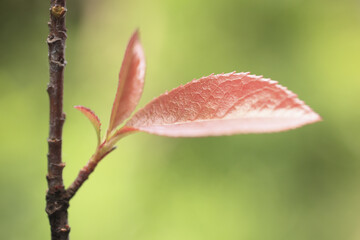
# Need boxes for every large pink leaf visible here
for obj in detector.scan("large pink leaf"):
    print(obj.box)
[74,105,102,144]
[125,72,321,137]
[108,30,146,134]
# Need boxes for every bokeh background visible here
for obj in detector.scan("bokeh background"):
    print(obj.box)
[1,0,360,239]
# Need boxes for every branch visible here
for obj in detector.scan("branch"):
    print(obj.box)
[66,144,117,200]
[65,126,134,200]
[46,1,70,240]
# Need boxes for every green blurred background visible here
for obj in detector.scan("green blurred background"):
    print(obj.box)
[1,0,360,239]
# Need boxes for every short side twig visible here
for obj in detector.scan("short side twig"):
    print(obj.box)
[66,145,117,200]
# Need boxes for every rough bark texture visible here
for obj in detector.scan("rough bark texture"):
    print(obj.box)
[46,1,70,240]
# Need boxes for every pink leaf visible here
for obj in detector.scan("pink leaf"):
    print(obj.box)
[108,30,146,135]
[125,72,321,137]
[74,105,102,144]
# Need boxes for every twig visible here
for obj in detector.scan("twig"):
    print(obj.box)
[46,1,69,240]
[66,145,117,200]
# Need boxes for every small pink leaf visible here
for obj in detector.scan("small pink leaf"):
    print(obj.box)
[125,72,321,137]
[108,30,146,135]
[74,105,102,144]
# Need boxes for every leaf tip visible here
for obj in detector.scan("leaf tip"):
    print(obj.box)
[129,29,143,50]
[74,105,102,144]
[74,105,101,126]
[310,111,323,123]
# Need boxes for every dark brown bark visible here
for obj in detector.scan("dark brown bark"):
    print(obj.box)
[46,1,69,240]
